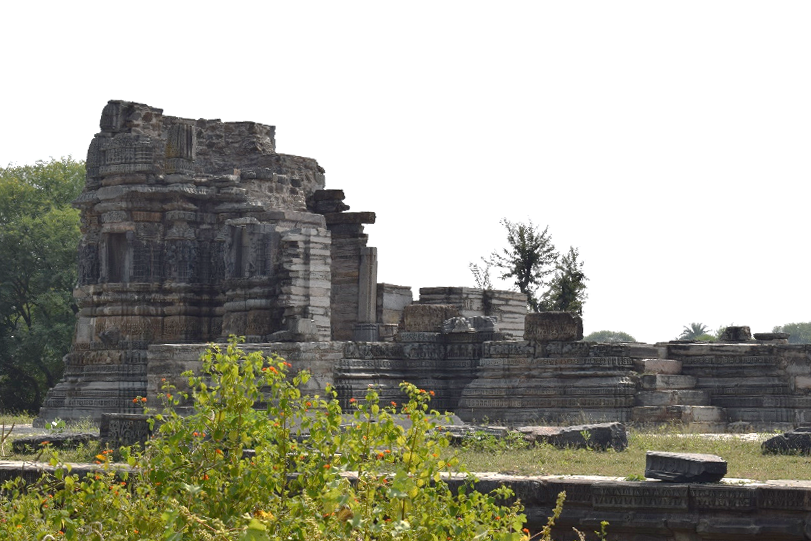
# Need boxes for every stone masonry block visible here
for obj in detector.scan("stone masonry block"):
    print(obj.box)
[402,304,460,332]
[645,451,727,483]
[523,312,583,342]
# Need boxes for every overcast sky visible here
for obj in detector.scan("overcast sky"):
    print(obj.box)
[2,1,809,343]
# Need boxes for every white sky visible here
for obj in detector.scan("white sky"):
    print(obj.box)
[2,1,810,343]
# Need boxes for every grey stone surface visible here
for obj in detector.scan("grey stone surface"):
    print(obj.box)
[754,332,790,342]
[645,451,727,482]
[719,326,752,342]
[442,317,474,334]
[523,311,583,342]
[402,304,460,332]
[99,413,153,448]
[762,427,811,455]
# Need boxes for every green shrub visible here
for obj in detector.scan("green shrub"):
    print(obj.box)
[0,337,528,540]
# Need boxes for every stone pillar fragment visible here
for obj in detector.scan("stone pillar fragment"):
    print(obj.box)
[353,247,378,341]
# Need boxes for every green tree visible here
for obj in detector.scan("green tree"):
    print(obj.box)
[678,322,710,341]
[584,330,636,343]
[772,322,811,344]
[540,246,587,315]
[487,218,558,312]
[0,158,84,412]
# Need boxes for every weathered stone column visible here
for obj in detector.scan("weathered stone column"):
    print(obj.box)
[353,246,379,341]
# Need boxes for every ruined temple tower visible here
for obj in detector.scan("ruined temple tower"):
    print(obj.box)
[37,101,378,422]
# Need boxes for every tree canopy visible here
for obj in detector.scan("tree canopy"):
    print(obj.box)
[772,322,811,344]
[584,330,637,343]
[477,219,587,314]
[0,158,84,412]
[678,322,710,340]
[540,246,588,315]
[486,218,558,312]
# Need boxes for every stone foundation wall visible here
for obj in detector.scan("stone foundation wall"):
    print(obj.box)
[129,335,811,431]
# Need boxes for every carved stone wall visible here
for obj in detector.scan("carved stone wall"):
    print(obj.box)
[35,101,376,424]
[133,329,811,431]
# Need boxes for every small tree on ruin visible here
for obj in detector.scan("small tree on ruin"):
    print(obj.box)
[484,218,558,312]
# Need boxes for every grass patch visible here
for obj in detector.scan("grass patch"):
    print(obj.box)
[0,411,35,425]
[0,439,104,463]
[449,428,811,482]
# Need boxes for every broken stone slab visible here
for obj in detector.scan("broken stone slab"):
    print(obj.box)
[761,427,811,455]
[718,326,752,342]
[753,332,790,343]
[645,451,727,483]
[516,422,628,451]
[523,311,583,342]
[12,433,99,454]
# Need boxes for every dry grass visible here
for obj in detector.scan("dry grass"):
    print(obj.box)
[450,428,811,482]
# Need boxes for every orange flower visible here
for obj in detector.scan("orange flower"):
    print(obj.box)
[349,398,356,403]
[132,398,139,404]
[429,390,435,397]
[141,397,147,403]
[390,401,397,407]
[323,464,331,469]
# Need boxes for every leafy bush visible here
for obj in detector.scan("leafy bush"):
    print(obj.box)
[0,337,529,540]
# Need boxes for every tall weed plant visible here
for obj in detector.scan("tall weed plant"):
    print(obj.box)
[0,337,529,540]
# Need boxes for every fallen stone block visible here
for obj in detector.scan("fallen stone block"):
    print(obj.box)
[517,422,628,451]
[762,427,811,455]
[645,451,727,483]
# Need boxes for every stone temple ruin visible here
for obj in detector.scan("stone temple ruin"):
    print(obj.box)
[36,101,811,433]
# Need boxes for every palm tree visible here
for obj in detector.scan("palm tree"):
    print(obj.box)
[679,322,710,340]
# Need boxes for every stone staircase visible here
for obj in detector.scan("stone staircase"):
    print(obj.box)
[631,359,728,432]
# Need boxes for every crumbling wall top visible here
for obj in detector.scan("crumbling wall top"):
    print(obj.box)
[85,101,324,211]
